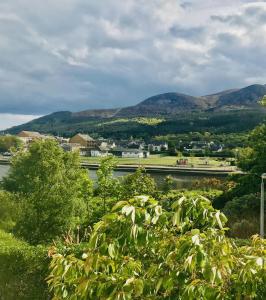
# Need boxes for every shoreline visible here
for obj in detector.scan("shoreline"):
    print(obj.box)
[81,162,240,177]
[0,159,241,177]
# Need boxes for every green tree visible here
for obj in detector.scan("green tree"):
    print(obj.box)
[48,195,265,299]
[3,139,93,244]
[0,135,22,153]
[0,191,18,231]
[121,167,157,198]
[96,157,121,213]
[213,124,266,210]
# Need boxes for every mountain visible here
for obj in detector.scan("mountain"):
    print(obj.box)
[117,92,209,117]
[5,84,266,137]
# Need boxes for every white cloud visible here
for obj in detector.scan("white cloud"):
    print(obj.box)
[0,114,41,130]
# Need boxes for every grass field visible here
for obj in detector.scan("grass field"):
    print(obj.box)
[82,155,232,168]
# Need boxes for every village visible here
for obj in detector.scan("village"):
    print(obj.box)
[14,130,228,158]
[0,130,234,169]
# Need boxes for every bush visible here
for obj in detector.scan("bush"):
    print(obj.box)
[223,193,263,238]
[159,189,223,211]
[0,230,49,299]
[47,195,266,299]
[230,219,259,239]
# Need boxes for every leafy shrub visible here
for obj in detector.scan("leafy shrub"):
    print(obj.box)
[48,195,265,299]
[0,230,49,299]
[193,177,228,191]
[222,193,264,238]
[230,219,259,239]
[223,193,260,222]
[159,189,223,211]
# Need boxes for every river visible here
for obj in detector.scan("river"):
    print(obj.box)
[0,164,221,189]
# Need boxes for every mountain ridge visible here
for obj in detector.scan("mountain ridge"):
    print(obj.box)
[5,84,266,137]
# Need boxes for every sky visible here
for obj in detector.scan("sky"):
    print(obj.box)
[0,0,266,129]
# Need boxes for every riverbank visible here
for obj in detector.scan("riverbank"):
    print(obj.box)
[0,158,239,176]
[81,162,239,176]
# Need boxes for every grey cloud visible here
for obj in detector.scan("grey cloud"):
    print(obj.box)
[0,0,266,115]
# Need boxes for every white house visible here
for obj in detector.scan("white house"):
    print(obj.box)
[148,142,168,152]
[112,148,149,158]
[122,149,144,158]
[90,145,109,157]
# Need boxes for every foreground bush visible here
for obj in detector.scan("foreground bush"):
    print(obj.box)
[0,230,49,299]
[48,195,265,299]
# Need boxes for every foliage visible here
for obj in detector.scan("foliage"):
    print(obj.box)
[214,123,266,210]
[8,109,266,140]
[0,229,49,299]
[238,124,266,175]
[86,196,118,227]
[223,193,261,222]
[193,177,228,191]
[120,168,157,198]
[0,135,22,152]
[222,193,263,238]
[2,139,93,244]
[48,195,265,299]
[98,117,165,127]
[96,157,121,209]
[161,175,174,193]
[259,95,266,106]
[159,190,223,211]
[0,190,18,231]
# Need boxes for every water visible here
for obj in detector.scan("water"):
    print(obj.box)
[0,165,9,180]
[0,165,218,189]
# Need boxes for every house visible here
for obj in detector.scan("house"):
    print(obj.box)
[89,145,110,157]
[61,143,81,152]
[17,131,44,144]
[111,148,149,158]
[69,134,97,148]
[148,141,168,152]
[127,141,145,150]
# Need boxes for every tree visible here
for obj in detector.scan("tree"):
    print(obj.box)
[223,193,263,238]
[121,167,157,198]
[0,191,18,231]
[2,139,93,244]
[0,135,22,153]
[48,195,265,299]
[96,157,121,212]
[213,123,266,210]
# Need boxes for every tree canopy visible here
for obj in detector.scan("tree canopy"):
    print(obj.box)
[3,139,93,244]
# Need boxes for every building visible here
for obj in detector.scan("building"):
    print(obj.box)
[69,134,97,148]
[111,148,149,158]
[61,143,81,153]
[89,145,110,157]
[148,141,168,152]
[17,131,44,144]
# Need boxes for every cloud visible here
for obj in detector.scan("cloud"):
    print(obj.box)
[0,114,41,131]
[0,0,265,114]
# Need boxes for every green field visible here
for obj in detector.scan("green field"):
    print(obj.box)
[82,155,232,168]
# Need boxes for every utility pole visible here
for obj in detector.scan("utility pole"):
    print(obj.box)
[260,174,266,238]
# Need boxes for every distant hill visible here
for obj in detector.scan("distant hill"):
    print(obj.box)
[6,84,266,138]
